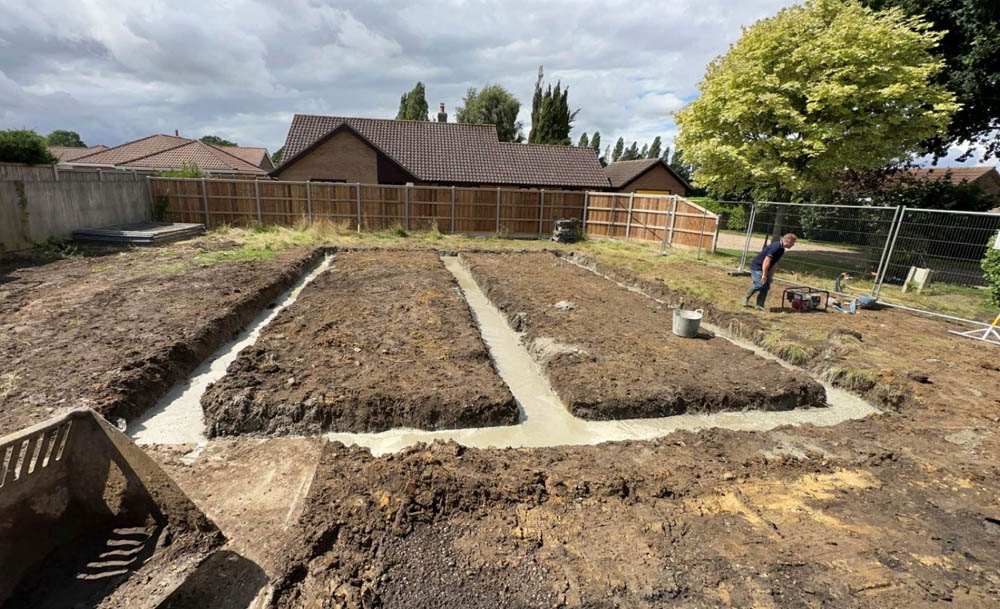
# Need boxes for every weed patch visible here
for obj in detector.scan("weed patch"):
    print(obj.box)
[195,247,277,264]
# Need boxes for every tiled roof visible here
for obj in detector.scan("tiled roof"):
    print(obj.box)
[51,145,108,162]
[905,166,999,186]
[65,134,266,174]
[221,146,272,169]
[278,114,610,188]
[604,159,662,188]
[70,134,191,166]
[496,143,608,188]
[120,141,267,174]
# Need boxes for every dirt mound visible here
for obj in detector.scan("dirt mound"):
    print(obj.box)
[0,244,321,434]
[463,252,826,419]
[202,251,518,436]
[269,432,999,608]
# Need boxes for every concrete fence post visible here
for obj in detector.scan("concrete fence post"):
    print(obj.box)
[356,183,362,233]
[254,179,262,224]
[697,207,708,260]
[201,178,210,228]
[625,192,635,241]
[52,164,59,182]
[450,186,456,234]
[404,184,410,231]
[668,196,678,248]
[496,187,501,235]
[98,170,103,183]
[306,180,312,222]
[538,189,545,238]
[146,175,154,220]
[582,191,590,235]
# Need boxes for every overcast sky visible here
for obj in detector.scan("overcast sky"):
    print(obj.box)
[0,0,986,165]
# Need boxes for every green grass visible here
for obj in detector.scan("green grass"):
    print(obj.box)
[195,246,278,264]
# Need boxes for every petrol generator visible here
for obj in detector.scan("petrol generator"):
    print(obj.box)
[782,286,828,312]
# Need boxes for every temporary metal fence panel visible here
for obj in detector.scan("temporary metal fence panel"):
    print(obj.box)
[873,208,1000,321]
[717,200,999,325]
[729,200,899,288]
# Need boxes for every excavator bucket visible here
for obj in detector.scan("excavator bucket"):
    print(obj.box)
[0,408,224,608]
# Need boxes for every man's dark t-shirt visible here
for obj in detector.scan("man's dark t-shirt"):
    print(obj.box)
[750,240,785,271]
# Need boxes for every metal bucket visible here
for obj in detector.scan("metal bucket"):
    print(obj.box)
[672,308,704,338]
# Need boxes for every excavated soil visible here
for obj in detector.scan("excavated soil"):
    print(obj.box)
[463,252,826,419]
[201,251,518,436]
[0,243,320,435]
[270,432,999,609]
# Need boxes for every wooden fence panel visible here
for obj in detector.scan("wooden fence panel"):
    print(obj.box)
[410,186,451,231]
[310,183,359,227]
[453,188,498,234]
[581,193,718,251]
[151,178,715,247]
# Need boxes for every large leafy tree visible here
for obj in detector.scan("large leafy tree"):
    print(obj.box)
[201,135,237,147]
[0,129,58,164]
[396,82,429,121]
[456,84,523,142]
[675,0,957,199]
[862,0,1000,160]
[612,137,624,162]
[590,132,601,155]
[577,132,589,148]
[46,130,86,147]
[272,146,285,165]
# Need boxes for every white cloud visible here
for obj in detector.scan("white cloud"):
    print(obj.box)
[0,0,793,153]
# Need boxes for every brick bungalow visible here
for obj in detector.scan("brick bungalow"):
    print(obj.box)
[904,166,1000,203]
[66,134,268,175]
[271,114,610,190]
[603,158,692,196]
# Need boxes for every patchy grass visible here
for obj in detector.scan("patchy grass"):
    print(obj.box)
[825,367,879,392]
[195,246,278,264]
[0,372,18,400]
[156,262,188,275]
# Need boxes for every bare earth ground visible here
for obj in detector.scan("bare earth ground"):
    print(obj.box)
[0,242,320,435]
[4,230,999,608]
[201,250,517,436]
[464,252,825,419]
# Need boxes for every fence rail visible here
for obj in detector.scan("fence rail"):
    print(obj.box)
[150,177,719,249]
[0,163,147,183]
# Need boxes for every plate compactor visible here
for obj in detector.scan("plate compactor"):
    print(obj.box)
[782,286,829,312]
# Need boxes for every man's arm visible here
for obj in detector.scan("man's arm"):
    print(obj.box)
[761,255,773,279]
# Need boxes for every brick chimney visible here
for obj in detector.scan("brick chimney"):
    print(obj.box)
[437,103,447,123]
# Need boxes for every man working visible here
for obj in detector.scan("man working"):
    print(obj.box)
[741,233,797,310]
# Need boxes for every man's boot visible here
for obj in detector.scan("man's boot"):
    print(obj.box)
[741,286,756,307]
[755,289,768,311]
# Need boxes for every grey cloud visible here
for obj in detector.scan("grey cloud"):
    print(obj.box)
[1,0,793,153]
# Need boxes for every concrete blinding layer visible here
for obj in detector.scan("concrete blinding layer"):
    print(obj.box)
[132,249,877,454]
[0,408,222,608]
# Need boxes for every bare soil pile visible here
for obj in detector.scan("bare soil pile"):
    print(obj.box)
[463,252,826,419]
[0,244,320,434]
[202,251,517,436]
[270,434,999,608]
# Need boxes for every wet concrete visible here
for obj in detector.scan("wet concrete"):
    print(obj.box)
[128,254,334,452]
[130,252,877,455]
